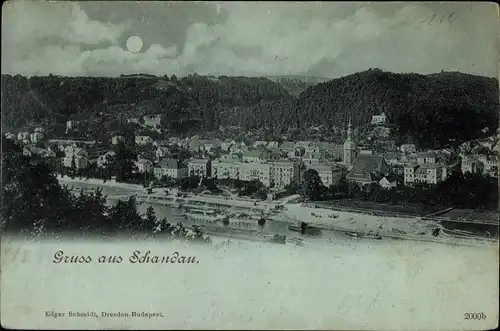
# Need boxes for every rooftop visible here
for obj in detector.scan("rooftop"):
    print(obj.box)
[349,155,389,176]
[419,163,442,169]
[308,164,333,172]
[156,159,180,169]
[189,159,209,165]
[243,150,264,158]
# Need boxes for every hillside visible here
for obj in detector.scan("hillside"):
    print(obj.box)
[222,69,499,148]
[2,69,498,149]
[296,69,499,148]
[265,75,331,96]
[1,74,292,134]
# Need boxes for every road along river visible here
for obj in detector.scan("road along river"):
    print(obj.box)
[60,179,385,244]
[60,178,498,248]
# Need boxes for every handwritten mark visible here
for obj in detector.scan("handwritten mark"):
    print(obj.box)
[420,12,456,25]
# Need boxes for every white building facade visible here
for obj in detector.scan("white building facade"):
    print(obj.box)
[188,159,211,178]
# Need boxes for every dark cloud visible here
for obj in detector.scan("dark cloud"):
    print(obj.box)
[1,1,498,78]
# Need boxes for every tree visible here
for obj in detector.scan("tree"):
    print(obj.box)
[300,169,323,201]
[1,138,74,234]
[201,177,221,193]
[69,155,77,179]
[179,176,200,191]
[143,206,158,235]
[284,181,300,195]
[110,143,138,183]
[109,196,143,233]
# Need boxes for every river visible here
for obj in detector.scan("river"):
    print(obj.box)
[63,180,372,243]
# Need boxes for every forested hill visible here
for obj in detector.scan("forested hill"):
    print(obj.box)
[296,69,499,148]
[222,69,499,149]
[265,75,331,96]
[2,69,498,149]
[1,74,292,134]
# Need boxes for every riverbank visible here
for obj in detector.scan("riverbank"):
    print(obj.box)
[58,176,498,248]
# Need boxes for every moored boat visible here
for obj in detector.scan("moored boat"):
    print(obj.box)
[186,213,288,244]
[344,231,382,240]
[185,209,227,223]
[288,221,308,232]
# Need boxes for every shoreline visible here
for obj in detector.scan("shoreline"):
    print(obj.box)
[57,176,498,248]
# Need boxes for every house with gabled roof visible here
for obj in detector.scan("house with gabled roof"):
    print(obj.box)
[154,159,187,179]
[188,159,211,178]
[379,175,398,189]
[242,150,270,163]
[346,155,390,185]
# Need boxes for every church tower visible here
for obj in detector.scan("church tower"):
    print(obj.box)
[343,118,357,168]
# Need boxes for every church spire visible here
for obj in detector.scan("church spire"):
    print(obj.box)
[343,115,357,168]
[347,117,353,140]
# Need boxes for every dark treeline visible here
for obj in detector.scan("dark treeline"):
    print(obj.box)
[2,69,498,149]
[298,169,498,212]
[1,73,291,136]
[222,69,499,148]
[0,138,210,242]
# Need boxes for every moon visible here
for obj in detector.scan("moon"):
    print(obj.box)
[126,36,143,53]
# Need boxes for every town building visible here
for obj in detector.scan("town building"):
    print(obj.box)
[404,163,443,185]
[383,152,403,166]
[135,136,153,146]
[270,160,300,189]
[302,151,323,165]
[153,140,169,148]
[188,159,211,178]
[211,159,241,180]
[253,141,268,148]
[308,163,344,187]
[167,137,182,146]
[111,135,125,145]
[304,144,320,155]
[359,149,374,156]
[279,141,296,154]
[267,141,279,148]
[63,146,88,169]
[142,115,161,129]
[476,153,498,175]
[4,133,17,141]
[156,147,170,160]
[220,141,233,152]
[199,140,222,153]
[416,152,438,165]
[86,146,108,160]
[461,156,485,175]
[346,155,390,185]
[49,139,96,146]
[267,148,282,161]
[97,151,116,168]
[371,113,387,125]
[400,144,416,154]
[154,159,187,179]
[23,147,55,159]
[242,150,270,163]
[135,159,153,173]
[188,140,202,152]
[30,132,44,143]
[66,120,79,131]
[379,175,398,189]
[17,132,30,142]
[239,162,271,187]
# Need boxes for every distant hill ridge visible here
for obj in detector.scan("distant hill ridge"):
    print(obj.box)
[2,69,498,149]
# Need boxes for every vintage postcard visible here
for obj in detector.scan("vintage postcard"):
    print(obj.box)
[1,1,499,330]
